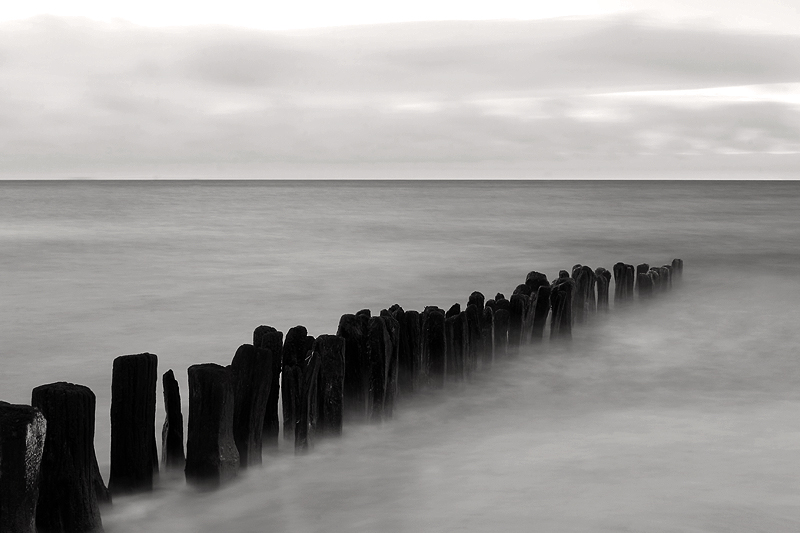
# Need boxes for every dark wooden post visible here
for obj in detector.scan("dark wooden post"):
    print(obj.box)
[379,311,400,418]
[494,308,509,357]
[161,369,185,469]
[230,344,273,468]
[281,326,308,443]
[314,335,345,436]
[613,262,627,303]
[31,382,106,532]
[468,292,485,322]
[595,267,611,311]
[635,263,650,294]
[672,258,683,281]
[367,316,390,422]
[296,349,320,452]
[550,278,574,339]
[337,313,369,422]
[110,352,158,494]
[185,364,239,486]
[508,294,526,355]
[254,326,283,448]
[465,304,481,374]
[572,265,595,324]
[531,285,551,341]
[0,402,46,533]
[403,310,422,391]
[480,306,495,368]
[421,307,446,388]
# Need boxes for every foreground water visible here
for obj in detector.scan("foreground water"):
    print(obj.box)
[1,180,799,532]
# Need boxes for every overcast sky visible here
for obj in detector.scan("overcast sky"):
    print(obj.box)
[1,2,799,177]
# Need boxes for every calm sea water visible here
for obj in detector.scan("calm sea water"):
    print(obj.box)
[2,180,800,532]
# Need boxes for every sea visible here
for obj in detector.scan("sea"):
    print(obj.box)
[1,179,799,532]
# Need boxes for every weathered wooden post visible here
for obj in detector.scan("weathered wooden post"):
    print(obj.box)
[0,401,46,533]
[421,307,446,387]
[635,263,650,295]
[254,325,283,448]
[185,363,239,486]
[314,335,345,436]
[296,348,320,452]
[444,313,464,381]
[531,284,551,341]
[403,310,422,391]
[110,352,158,494]
[161,369,185,469]
[465,304,481,373]
[380,310,400,418]
[659,265,672,291]
[512,285,533,344]
[595,267,611,311]
[230,344,273,467]
[550,277,574,339]
[337,313,370,422]
[508,294,526,355]
[572,265,596,324]
[468,292,485,322]
[368,316,391,421]
[672,258,683,281]
[282,326,308,443]
[31,382,106,532]
[613,262,627,303]
[494,307,509,357]
[480,306,495,367]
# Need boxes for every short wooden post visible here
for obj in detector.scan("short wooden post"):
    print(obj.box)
[465,304,481,373]
[379,311,400,418]
[281,326,308,443]
[337,313,370,422]
[230,344,273,467]
[595,267,611,311]
[0,401,46,533]
[296,350,321,452]
[185,364,239,486]
[480,306,495,367]
[110,352,158,494]
[403,310,422,391]
[368,316,391,421]
[253,325,283,448]
[421,307,446,387]
[550,278,574,339]
[314,335,345,436]
[494,308,509,357]
[531,285,551,341]
[161,369,185,469]
[32,382,106,532]
[508,294,526,355]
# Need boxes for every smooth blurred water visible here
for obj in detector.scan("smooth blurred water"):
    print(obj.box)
[1,180,800,532]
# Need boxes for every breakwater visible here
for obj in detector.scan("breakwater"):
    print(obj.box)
[0,258,682,532]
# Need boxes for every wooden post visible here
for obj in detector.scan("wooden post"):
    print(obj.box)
[403,310,422,391]
[337,313,369,422]
[465,304,481,374]
[550,278,574,339]
[480,306,495,367]
[314,335,346,436]
[531,285,551,341]
[367,316,391,421]
[672,258,683,281]
[281,326,308,443]
[110,352,158,494]
[0,402,46,533]
[494,308,509,357]
[296,349,320,452]
[253,325,283,448]
[230,344,273,467]
[185,363,239,486]
[508,294,526,355]
[161,369,185,469]
[595,267,611,311]
[31,382,106,532]
[379,311,400,418]
[421,307,446,387]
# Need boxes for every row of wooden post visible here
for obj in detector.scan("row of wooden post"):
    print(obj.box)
[0,258,682,532]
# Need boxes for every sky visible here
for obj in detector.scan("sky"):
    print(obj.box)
[1,1,799,177]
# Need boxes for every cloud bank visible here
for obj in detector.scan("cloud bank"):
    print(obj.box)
[1,16,799,177]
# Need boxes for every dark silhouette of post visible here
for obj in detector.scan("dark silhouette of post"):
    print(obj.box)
[0,401,46,533]
[380,310,400,418]
[421,307,446,387]
[185,364,239,486]
[403,310,422,391]
[480,306,494,367]
[337,313,369,422]
[314,335,345,436]
[296,349,320,452]
[595,267,611,311]
[32,382,106,532]
[110,352,158,494]
[254,325,283,448]
[230,344,273,467]
[531,285,551,341]
[161,369,185,469]
[367,316,391,421]
[281,326,309,443]
[465,304,481,373]
[508,294,526,355]
[550,278,574,339]
[494,308,509,357]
